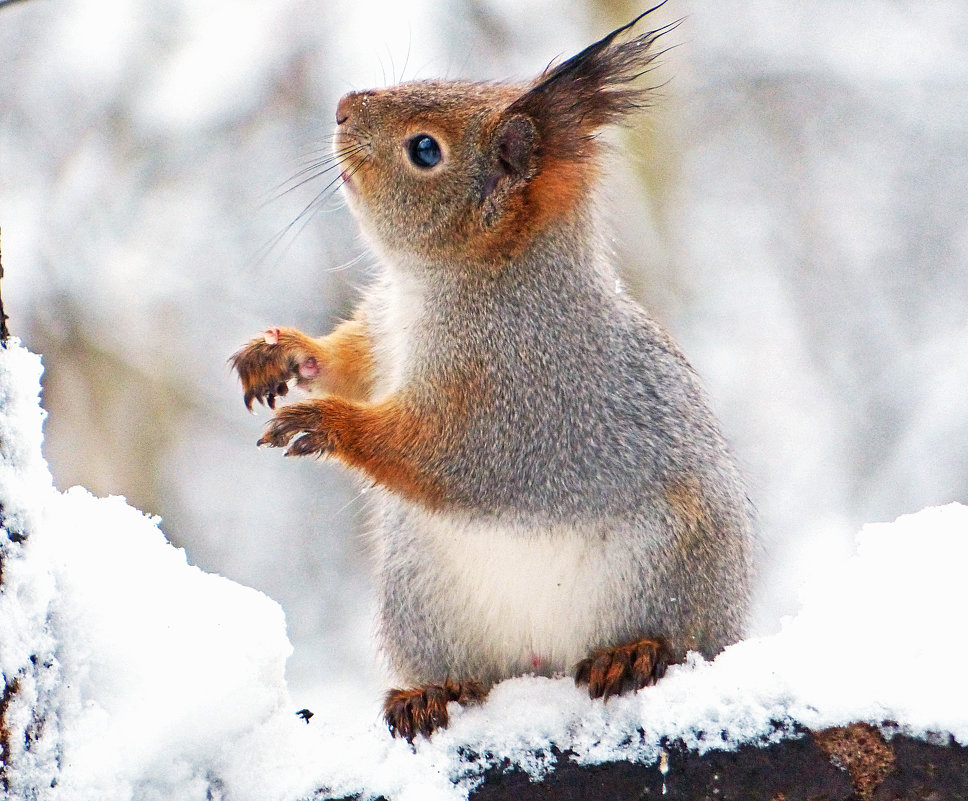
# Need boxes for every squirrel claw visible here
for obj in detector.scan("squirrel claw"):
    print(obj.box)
[256,424,285,448]
[244,381,291,412]
[231,327,315,412]
[284,433,333,458]
[265,382,290,410]
[383,680,485,741]
[259,401,334,456]
[575,637,671,700]
[257,427,287,449]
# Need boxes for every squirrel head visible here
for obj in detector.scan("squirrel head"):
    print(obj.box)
[334,5,676,273]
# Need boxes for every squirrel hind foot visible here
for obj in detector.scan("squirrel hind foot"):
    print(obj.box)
[574,637,672,701]
[383,679,486,741]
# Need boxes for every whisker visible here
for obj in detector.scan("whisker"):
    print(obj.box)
[386,42,397,85]
[324,248,370,274]
[401,29,412,81]
[283,148,365,190]
[251,152,367,268]
[263,145,367,204]
[334,483,372,517]
[297,137,339,157]
[284,144,366,183]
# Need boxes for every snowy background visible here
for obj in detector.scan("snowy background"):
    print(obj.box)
[1,0,967,723]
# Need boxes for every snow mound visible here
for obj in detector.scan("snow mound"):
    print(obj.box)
[0,341,313,801]
[2,338,966,801]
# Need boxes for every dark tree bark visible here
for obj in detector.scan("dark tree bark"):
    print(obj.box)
[321,724,968,801]
[466,725,968,801]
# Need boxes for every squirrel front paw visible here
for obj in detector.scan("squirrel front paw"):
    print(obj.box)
[575,637,672,700]
[257,400,337,457]
[230,327,323,410]
[383,680,486,741]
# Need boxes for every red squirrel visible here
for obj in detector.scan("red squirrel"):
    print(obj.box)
[231,7,754,741]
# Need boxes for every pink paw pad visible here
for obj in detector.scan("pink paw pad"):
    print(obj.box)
[298,357,320,379]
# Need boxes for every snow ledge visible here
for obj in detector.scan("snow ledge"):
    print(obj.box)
[2,340,967,801]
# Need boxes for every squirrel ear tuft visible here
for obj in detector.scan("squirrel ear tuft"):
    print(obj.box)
[481,114,537,226]
[507,3,680,158]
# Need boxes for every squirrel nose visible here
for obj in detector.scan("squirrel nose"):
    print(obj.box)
[336,94,352,125]
[336,91,372,126]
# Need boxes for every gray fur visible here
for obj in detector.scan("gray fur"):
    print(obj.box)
[364,205,754,685]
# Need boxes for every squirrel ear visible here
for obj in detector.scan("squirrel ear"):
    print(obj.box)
[481,114,537,226]
[506,4,679,158]
[494,115,536,180]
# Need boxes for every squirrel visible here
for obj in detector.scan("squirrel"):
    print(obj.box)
[231,5,754,741]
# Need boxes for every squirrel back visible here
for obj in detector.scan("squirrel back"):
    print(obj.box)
[232,6,754,737]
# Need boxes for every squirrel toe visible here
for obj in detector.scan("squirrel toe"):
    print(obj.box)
[575,637,672,700]
[383,680,486,741]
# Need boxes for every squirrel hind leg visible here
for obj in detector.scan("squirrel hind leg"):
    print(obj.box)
[574,637,673,701]
[382,679,487,741]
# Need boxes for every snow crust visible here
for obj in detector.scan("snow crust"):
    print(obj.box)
[2,338,967,800]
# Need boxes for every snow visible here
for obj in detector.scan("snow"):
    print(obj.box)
[0,341,309,801]
[3,337,968,800]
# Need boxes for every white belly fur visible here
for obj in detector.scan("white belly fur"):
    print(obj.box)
[422,513,614,676]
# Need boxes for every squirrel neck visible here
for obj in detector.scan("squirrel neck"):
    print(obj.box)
[369,203,621,395]
[390,201,612,303]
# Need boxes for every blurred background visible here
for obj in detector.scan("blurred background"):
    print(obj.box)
[2,0,966,714]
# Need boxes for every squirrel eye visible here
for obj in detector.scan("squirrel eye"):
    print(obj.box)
[407,135,442,169]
